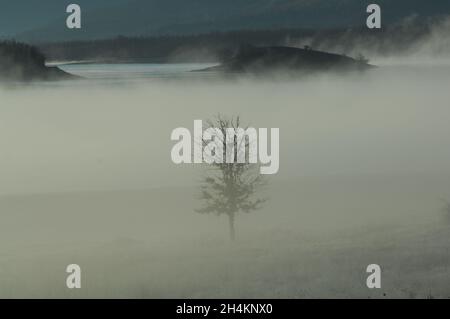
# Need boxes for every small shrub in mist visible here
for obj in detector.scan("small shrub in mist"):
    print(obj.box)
[442,199,450,222]
[196,115,267,241]
[356,53,370,64]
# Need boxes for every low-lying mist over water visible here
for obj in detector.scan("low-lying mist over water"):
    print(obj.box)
[2,64,450,193]
[1,63,450,298]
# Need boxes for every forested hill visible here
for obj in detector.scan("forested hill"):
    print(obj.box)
[38,21,440,64]
[0,41,72,81]
[198,46,372,74]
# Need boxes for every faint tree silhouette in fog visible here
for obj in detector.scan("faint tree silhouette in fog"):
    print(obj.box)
[356,53,370,64]
[196,115,267,241]
[442,199,450,222]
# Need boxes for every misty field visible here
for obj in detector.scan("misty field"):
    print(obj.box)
[1,64,450,298]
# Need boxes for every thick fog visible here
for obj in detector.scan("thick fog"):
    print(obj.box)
[1,66,450,193]
[1,62,450,298]
[290,15,450,67]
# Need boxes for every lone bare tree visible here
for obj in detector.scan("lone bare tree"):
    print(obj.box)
[196,115,266,241]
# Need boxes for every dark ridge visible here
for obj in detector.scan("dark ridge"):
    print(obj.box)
[0,41,75,82]
[197,45,374,74]
[37,22,432,64]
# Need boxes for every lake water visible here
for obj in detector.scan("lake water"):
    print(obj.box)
[58,62,219,80]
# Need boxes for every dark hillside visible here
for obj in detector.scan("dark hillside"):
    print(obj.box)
[0,41,73,81]
[199,46,373,74]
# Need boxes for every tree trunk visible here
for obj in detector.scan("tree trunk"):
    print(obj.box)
[228,213,235,241]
